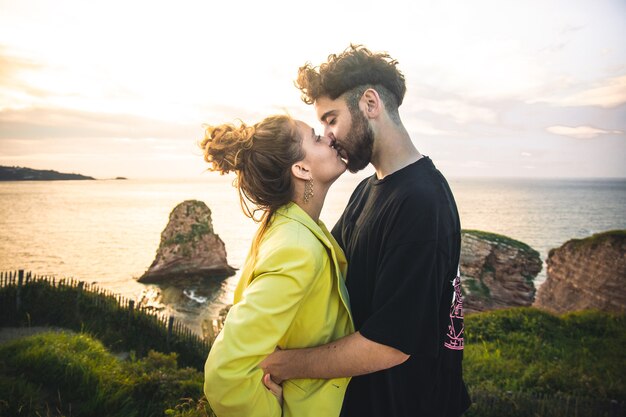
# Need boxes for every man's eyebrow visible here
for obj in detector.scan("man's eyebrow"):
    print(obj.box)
[320,110,336,123]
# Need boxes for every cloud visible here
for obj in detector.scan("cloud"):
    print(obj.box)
[0,46,52,100]
[0,107,201,140]
[546,125,623,139]
[560,24,585,35]
[407,98,497,124]
[404,118,455,136]
[531,75,626,109]
[0,46,42,79]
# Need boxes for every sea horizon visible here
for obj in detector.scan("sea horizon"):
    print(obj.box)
[1,175,625,333]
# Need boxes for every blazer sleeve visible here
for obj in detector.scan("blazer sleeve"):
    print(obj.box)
[204,239,323,417]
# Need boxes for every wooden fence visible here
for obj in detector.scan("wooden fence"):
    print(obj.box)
[0,269,210,370]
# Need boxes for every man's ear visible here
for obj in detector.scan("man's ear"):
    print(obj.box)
[291,162,311,181]
[360,88,382,119]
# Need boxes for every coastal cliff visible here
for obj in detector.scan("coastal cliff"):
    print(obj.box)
[139,200,236,284]
[461,230,543,314]
[534,230,626,314]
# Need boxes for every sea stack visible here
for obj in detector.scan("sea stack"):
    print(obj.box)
[139,200,236,285]
[460,230,543,314]
[534,230,626,314]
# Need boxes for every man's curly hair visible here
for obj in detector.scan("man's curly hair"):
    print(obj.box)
[295,44,407,122]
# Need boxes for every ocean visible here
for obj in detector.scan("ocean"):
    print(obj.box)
[1,174,625,332]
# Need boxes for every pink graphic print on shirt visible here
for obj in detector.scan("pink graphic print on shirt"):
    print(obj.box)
[444,271,464,350]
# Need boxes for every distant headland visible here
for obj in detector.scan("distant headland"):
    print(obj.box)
[0,166,95,181]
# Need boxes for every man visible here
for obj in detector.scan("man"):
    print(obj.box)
[261,44,471,417]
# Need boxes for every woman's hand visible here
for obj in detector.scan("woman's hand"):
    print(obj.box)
[263,373,283,406]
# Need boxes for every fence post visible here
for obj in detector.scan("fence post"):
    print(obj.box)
[167,316,175,350]
[610,400,619,417]
[16,269,24,313]
[128,300,135,328]
[76,281,84,321]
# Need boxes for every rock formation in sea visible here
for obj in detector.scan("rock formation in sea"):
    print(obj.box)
[534,230,626,314]
[460,230,543,314]
[138,200,236,285]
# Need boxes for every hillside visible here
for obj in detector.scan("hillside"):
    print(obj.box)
[0,165,95,181]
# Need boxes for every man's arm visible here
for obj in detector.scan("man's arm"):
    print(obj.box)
[259,331,409,382]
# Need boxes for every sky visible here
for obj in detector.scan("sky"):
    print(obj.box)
[0,0,625,179]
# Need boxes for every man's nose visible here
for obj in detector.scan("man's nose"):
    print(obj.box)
[323,125,334,138]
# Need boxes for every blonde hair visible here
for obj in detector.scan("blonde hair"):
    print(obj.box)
[200,115,304,249]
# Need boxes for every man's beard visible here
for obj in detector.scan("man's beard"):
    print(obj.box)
[342,108,374,173]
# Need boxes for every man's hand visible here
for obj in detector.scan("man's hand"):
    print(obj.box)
[263,373,283,406]
[259,349,288,383]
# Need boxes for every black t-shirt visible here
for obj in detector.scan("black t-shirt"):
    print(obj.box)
[332,157,471,417]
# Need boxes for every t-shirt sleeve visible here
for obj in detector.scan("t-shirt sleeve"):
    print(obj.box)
[204,240,322,417]
[358,239,443,357]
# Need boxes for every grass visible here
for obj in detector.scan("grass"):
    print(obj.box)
[462,229,541,257]
[0,331,214,417]
[0,276,210,370]
[1,307,623,416]
[463,308,626,416]
[561,229,626,251]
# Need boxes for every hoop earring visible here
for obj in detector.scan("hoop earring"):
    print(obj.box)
[304,177,314,203]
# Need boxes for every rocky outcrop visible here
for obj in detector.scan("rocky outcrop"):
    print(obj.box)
[534,230,626,314]
[138,200,236,285]
[461,230,543,314]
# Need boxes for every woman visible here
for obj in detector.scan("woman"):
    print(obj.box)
[201,115,354,417]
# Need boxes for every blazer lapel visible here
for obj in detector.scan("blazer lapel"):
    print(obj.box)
[277,204,353,325]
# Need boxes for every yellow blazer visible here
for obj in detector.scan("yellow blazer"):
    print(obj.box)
[204,202,354,417]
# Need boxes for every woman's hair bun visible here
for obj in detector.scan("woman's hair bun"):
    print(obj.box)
[200,122,255,174]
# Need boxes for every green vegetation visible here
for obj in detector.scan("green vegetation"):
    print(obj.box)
[0,332,214,417]
[165,222,211,247]
[163,200,215,247]
[2,272,624,416]
[462,229,541,257]
[564,229,626,250]
[463,308,625,416]
[0,273,210,370]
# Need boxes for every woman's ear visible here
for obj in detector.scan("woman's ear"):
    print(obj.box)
[291,163,311,181]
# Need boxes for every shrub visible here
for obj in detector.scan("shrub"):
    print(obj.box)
[0,332,211,417]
